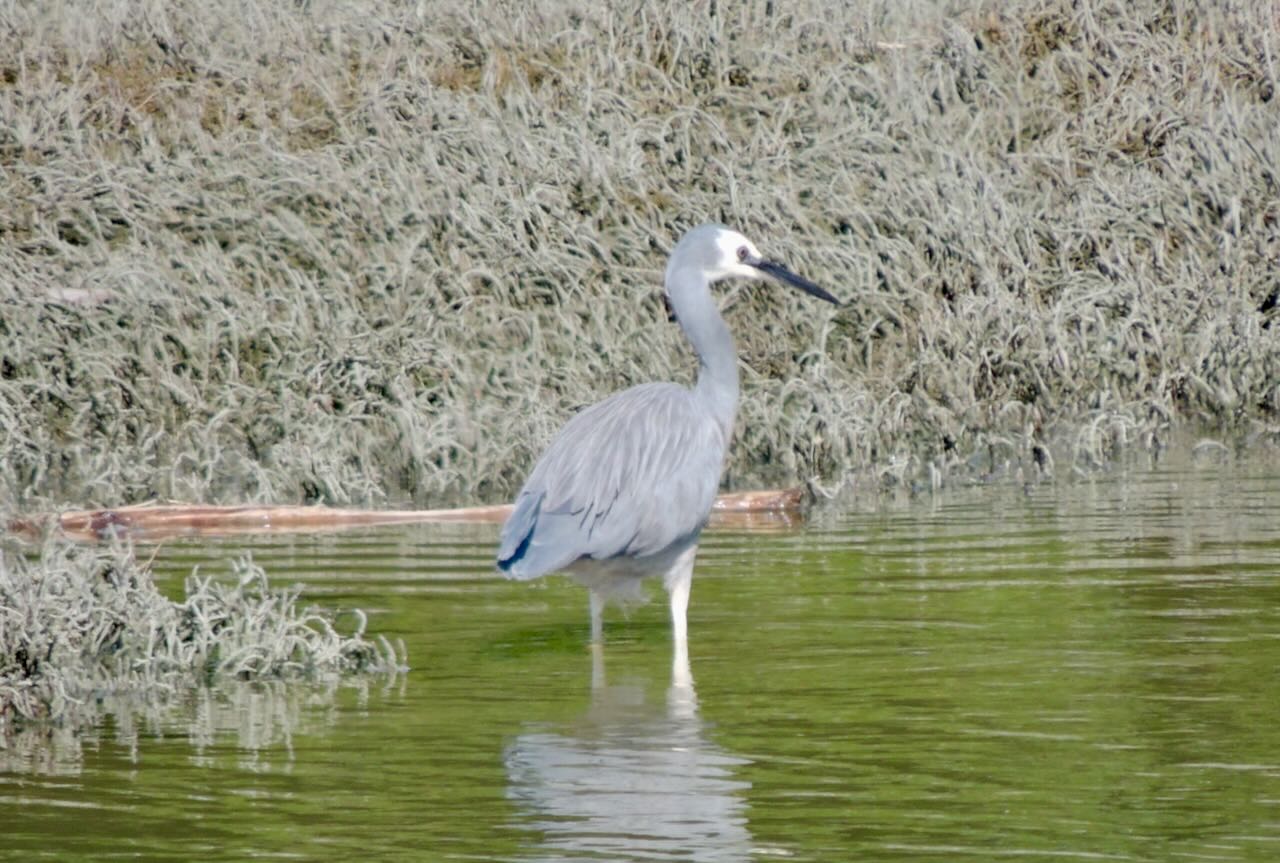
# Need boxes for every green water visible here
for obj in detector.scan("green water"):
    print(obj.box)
[3,458,1279,861]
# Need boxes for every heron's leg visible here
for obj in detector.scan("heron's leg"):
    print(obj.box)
[669,643,696,715]
[589,589,605,644]
[672,637,693,692]
[590,641,606,690]
[665,545,698,650]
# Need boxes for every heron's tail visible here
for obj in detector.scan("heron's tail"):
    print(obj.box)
[496,491,542,579]
[497,491,585,581]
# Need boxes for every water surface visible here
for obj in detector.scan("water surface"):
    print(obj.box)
[3,455,1279,861]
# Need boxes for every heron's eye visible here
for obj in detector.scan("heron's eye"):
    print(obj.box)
[736,246,750,262]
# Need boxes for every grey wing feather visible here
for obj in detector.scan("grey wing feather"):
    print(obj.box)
[496,383,728,580]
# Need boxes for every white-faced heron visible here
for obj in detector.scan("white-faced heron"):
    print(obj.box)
[496,223,838,649]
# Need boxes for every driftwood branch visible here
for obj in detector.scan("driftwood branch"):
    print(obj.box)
[7,487,807,543]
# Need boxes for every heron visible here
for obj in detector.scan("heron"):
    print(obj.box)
[496,223,838,650]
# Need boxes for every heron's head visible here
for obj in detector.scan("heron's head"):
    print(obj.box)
[666,223,839,305]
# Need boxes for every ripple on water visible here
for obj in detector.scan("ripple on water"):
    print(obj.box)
[4,456,1279,862]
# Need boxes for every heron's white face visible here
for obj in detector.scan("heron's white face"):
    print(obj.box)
[664,221,839,309]
[708,228,766,282]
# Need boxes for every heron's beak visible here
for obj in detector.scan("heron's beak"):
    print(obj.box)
[749,258,840,305]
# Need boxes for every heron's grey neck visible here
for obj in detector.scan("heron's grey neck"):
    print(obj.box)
[667,267,739,440]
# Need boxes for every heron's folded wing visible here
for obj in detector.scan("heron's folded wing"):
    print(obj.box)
[496,383,727,579]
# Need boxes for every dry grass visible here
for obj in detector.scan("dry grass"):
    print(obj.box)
[0,537,405,734]
[0,0,1277,512]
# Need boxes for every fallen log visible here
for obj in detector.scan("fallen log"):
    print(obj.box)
[7,487,807,543]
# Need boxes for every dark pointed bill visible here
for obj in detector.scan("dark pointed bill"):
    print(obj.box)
[750,259,840,305]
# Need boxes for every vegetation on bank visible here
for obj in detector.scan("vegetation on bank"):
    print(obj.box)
[0,0,1277,513]
[0,538,404,733]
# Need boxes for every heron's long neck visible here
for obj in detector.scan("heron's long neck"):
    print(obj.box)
[668,268,739,441]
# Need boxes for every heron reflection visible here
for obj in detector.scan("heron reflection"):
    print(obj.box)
[505,648,753,861]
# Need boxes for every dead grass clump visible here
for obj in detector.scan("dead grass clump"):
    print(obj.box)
[0,0,1277,511]
[0,537,404,733]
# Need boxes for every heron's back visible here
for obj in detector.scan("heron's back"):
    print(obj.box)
[497,383,730,581]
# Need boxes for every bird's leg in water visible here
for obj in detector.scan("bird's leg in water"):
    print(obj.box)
[589,589,605,644]
[590,641,606,690]
[666,545,698,653]
[669,641,696,715]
